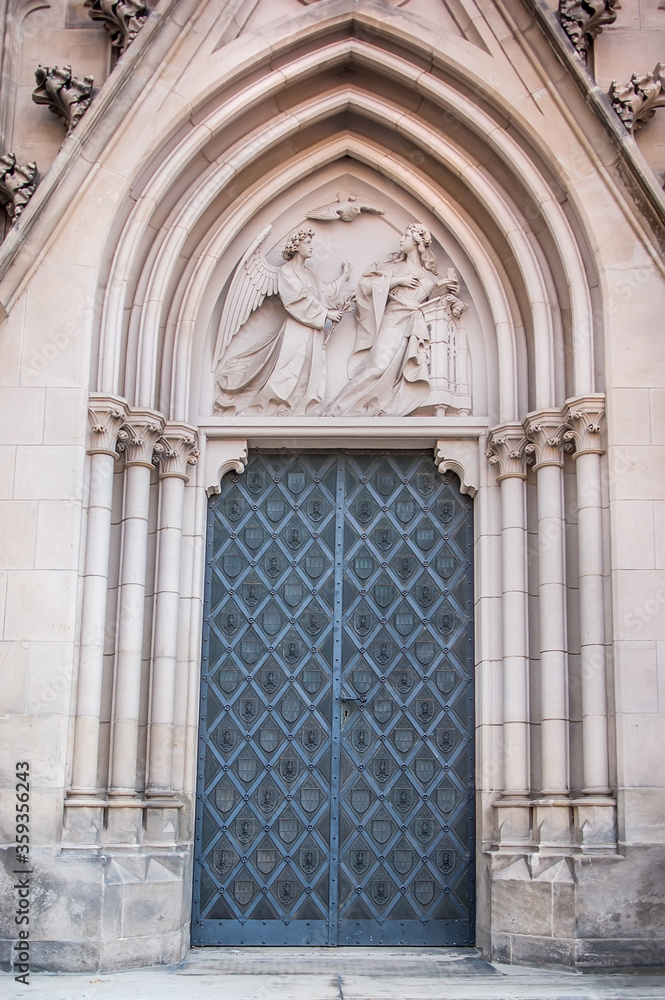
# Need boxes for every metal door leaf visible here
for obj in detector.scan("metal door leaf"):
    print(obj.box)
[280,697,302,723]
[393,849,414,874]
[284,579,304,606]
[353,609,373,636]
[299,847,319,874]
[414,878,435,905]
[225,494,244,521]
[436,554,456,579]
[436,787,456,814]
[278,811,299,843]
[394,728,414,752]
[302,667,322,693]
[215,786,235,813]
[436,727,457,754]
[305,550,325,579]
[373,639,394,665]
[372,755,392,782]
[218,667,239,693]
[307,496,325,522]
[215,726,237,753]
[395,500,416,524]
[417,471,435,496]
[242,581,261,607]
[351,724,371,754]
[259,727,280,752]
[244,522,263,549]
[415,639,436,665]
[300,726,321,753]
[236,814,255,844]
[266,497,286,522]
[436,669,456,695]
[375,470,395,496]
[237,757,257,783]
[234,880,255,905]
[355,495,374,523]
[246,470,264,494]
[392,666,413,694]
[395,610,415,636]
[395,554,414,579]
[354,555,374,580]
[223,550,243,577]
[279,754,299,783]
[370,877,393,905]
[437,610,456,636]
[351,785,371,814]
[256,848,277,874]
[352,667,373,694]
[375,526,394,550]
[213,846,237,876]
[300,785,321,813]
[372,820,393,844]
[416,698,435,725]
[239,697,258,723]
[415,757,435,784]
[436,849,457,876]
[372,698,393,723]
[262,610,283,636]
[287,469,306,494]
[374,583,394,608]
[437,498,455,522]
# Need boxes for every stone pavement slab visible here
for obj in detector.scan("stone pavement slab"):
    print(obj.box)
[2,948,665,1000]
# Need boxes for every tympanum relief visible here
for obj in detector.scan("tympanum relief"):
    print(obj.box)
[213,222,471,418]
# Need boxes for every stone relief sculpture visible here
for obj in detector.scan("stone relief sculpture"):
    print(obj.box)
[0,153,37,221]
[609,64,665,134]
[306,191,385,222]
[327,224,465,417]
[32,65,95,134]
[214,226,353,415]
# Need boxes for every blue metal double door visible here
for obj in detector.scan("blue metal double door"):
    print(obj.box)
[193,451,474,946]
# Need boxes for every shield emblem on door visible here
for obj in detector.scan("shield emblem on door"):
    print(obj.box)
[304,612,322,636]
[236,816,255,843]
[307,497,325,522]
[283,639,302,664]
[241,639,261,665]
[353,611,372,636]
[278,814,299,843]
[372,756,392,782]
[396,556,414,579]
[300,786,320,813]
[243,582,261,607]
[436,727,457,754]
[279,755,299,783]
[393,786,413,813]
[218,668,239,693]
[437,787,456,813]
[393,667,413,694]
[414,879,435,905]
[373,640,393,664]
[237,757,257,783]
[395,500,415,523]
[213,848,236,876]
[286,525,303,549]
[436,554,456,579]
[223,551,242,577]
[350,849,369,875]
[215,726,237,753]
[415,757,435,784]
[215,787,235,813]
[265,554,282,579]
[258,786,278,813]
[417,472,435,495]
[374,583,394,608]
[416,522,435,550]
[260,668,279,694]
[415,816,434,843]
[354,555,374,580]
[437,498,455,522]
[395,611,415,636]
[352,667,373,694]
[280,697,301,723]
[284,580,303,606]
[256,849,277,874]
[355,497,374,523]
[234,880,255,905]
[225,495,243,521]
[394,728,414,752]
[351,786,371,813]
[301,726,321,752]
[247,470,264,494]
[436,669,456,695]
[259,727,279,752]
[262,611,282,635]
[416,699,435,724]
[372,820,393,844]
[393,849,414,874]
[267,497,286,521]
[305,552,324,578]
[375,471,395,495]
[302,667,322,693]
[352,725,371,753]
[373,698,393,723]
[239,698,258,723]
[416,640,436,665]
[436,849,456,876]
[287,469,306,493]
[371,878,393,905]
[375,527,394,550]
[437,610,456,636]
[221,611,239,636]
[416,583,434,607]
[244,524,263,549]
[300,848,319,874]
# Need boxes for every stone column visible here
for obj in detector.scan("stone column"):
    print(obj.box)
[525,410,572,846]
[69,397,127,796]
[147,424,199,795]
[108,409,164,797]
[486,424,531,844]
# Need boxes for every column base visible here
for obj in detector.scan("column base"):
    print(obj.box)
[532,798,573,851]
[572,796,617,853]
[492,797,532,849]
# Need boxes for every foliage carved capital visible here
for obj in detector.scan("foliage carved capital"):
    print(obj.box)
[88,395,128,457]
[562,395,605,457]
[486,423,528,480]
[154,423,200,481]
[116,408,165,468]
[523,409,571,470]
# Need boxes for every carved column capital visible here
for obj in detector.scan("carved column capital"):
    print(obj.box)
[154,423,200,481]
[32,65,94,133]
[562,395,605,457]
[88,395,128,456]
[523,409,571,470]
[558,0,619,61]
[117,408,165,468]
[486,423,528,480]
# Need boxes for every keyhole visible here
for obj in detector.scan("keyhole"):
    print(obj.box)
[343,707,350,720]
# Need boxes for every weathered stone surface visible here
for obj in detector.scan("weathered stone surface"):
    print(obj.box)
[32,65,95,134]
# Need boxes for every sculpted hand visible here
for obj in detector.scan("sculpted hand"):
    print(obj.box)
[342,260,352,277]
[327,309,343,323]
[392,275,420,289]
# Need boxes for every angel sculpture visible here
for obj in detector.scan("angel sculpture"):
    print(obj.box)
[306,191,385,223]
[214,227,353,415]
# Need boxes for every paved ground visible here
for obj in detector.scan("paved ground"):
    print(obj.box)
[3,948,665,1000]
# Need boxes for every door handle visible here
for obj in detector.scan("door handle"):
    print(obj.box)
[341,694,366,704]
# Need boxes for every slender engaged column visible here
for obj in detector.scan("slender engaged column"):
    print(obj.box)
[108,410,164,796]
[69,398,127,795]
[564,397,610,796]
[486,425,530,808]
[525,411,570,797]
[147,425,199,794]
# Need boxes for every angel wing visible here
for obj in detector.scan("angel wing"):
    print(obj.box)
[213,225,280,367]
[305,202,344,221]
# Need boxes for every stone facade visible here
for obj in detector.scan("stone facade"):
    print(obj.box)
[1,0,664,974]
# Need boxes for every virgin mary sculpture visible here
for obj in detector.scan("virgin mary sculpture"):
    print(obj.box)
[327,224,451,417]
[214,227,352,415]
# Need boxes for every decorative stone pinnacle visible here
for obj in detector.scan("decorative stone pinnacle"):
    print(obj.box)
[32,65,94,133]
[558,0,619,61]
[609,64,665,134]
[562,395,605,456]
[154,424,200,480]
[486,423,528,480]
[116,409,165,467]
[524,410,571,469]
[85,0,149,54]
[88,396,128,456]
[0,153,37,221]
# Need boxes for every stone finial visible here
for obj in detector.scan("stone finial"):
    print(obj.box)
[558,0,619,61]
[562,395,605,456]
[609,64,665,134]
[153,424,200,481]
[0,153,37,221]
[116,409,165,467]
[85,0,149,54]
[523,410,571,470]
[32,65,94,134]
[486,423,529,480]
[88,396,128,456]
